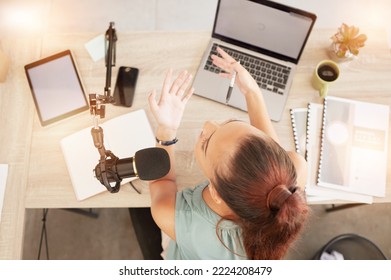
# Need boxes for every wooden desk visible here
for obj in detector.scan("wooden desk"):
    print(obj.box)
[1,29,391,259]
[0,37,41,259]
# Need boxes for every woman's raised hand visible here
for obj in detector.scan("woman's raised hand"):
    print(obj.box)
[148,69,194,133]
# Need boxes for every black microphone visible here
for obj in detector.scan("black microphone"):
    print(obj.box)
[94,147,170,192]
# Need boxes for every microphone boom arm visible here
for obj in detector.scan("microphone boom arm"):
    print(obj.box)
[89,21,117,120]
[88,22,170,194]
[88,22,121,193]
[104,21,117,100]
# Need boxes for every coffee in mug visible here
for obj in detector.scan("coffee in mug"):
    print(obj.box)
[312,60,340,98]
[317,64,338,82]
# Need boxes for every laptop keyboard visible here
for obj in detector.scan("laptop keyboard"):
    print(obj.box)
[204,43,291,95]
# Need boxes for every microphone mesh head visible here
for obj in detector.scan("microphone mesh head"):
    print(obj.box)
[135,148,170,180]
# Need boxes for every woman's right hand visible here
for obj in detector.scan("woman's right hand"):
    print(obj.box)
[211,47,260,97]
[148,69,194,137]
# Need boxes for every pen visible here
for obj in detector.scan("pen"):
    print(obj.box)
[226,61,239,104]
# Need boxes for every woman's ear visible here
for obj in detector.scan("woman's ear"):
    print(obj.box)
[208,184,223,204]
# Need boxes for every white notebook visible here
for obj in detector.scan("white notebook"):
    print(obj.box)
[317,96,389,197]
[304,103,373,203]
[61,109,155,200]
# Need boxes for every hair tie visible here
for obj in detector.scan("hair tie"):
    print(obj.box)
[266,184,293,210]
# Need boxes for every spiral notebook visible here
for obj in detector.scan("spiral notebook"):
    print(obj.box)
[301,102,373,203]
[317,96,389,197]
[290,108,308,157]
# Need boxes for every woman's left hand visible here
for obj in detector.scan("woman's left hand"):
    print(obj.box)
[148,69,194,133]
[212,47,259,97]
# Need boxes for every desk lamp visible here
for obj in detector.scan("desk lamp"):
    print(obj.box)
[88,22,170,193]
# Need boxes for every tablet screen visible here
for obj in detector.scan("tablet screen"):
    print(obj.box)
[25,50,89,126]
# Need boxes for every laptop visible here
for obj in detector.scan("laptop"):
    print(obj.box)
[193,0,316,121]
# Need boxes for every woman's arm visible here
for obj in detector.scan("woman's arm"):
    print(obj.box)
[212,48,307,188]
[148,69,194,240]
[211,47,279,143]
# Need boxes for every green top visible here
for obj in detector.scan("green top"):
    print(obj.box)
[166,181,247,260]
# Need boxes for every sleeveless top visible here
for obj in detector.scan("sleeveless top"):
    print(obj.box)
[165,181,247,259]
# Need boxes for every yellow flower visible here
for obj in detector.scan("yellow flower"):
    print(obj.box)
[331,23,367,58]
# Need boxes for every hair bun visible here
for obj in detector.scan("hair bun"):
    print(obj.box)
[266,184,294,211]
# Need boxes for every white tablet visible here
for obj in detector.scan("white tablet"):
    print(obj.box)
[25,50,89,126]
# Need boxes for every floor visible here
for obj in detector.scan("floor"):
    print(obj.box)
[2,0,390,260]
[22,203,391,260]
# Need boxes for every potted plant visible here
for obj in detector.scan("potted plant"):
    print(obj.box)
[331,23,367,59]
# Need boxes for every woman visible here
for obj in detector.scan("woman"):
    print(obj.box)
[148,47,308,259]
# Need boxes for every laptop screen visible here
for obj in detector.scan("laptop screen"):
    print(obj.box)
[213,0,316,63]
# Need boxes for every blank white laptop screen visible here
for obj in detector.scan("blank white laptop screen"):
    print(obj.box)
[214,0,314,61]
[25,50,88,126]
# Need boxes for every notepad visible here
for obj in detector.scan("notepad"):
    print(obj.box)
[317,96,389,197]
[60,109,155,201]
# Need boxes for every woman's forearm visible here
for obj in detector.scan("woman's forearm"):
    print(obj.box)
[153,126,178,183]
[245,89,279,144]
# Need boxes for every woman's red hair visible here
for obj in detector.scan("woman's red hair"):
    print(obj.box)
[211,134,308,260]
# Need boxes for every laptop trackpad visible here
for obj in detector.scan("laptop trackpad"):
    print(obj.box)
[194,72,228,101]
